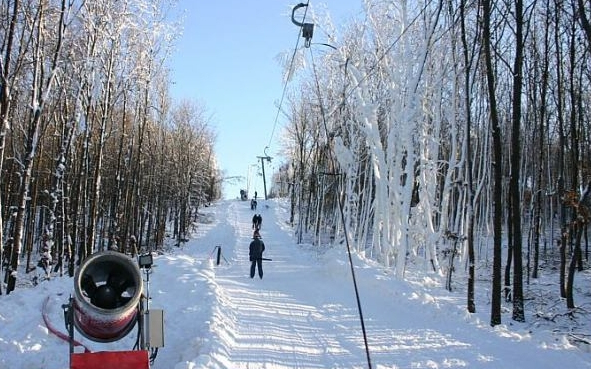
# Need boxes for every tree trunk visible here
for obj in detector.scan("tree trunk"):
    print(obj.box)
[578,0,591,49]
[505,191,513,302]
[510,0,525,323]
[459,0,476,313]
[0,0,21,296]
[7,0,67,292]
[566,224,582,309]
[482,0,503,327]
[7,112,43,292]
[87,49,115,254]
[550,0,569,300]
[532,2,551,279]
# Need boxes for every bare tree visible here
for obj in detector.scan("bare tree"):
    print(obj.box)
[480,0,503,326]
[456,0,482,313]
[0,0,22,295]
[509,0,526,322]
[6,0,71,293]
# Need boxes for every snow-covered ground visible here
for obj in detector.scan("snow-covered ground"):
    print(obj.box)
[1,198,590,368]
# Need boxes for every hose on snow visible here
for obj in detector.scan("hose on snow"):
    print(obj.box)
[42,296,91,353]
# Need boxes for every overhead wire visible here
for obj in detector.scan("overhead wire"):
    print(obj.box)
[295,0,435,128]
[273,2,373,368]
[300,4,438,369]
[267,0,435,151]
[266,2,438,368]
[308,45,373,369]
[265,1,310,152]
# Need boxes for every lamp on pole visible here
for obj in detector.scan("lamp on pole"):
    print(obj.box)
[257,146,272,200]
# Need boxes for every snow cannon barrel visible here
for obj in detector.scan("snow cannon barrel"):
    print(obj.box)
[73,251,143,342]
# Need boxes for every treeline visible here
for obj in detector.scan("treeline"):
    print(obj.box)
[275,0,591,326]
[0,0,220,294]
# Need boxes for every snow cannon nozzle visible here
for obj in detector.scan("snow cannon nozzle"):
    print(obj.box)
[73,251,143,343]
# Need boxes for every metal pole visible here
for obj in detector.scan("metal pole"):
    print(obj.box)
[260,156,268,200]
[257,148,273,200]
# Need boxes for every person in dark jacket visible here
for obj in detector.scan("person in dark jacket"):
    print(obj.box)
[252,214,262,229]
[249,234,265,279]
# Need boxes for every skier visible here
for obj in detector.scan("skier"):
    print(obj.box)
[253,214,262,229]
[249,233,265,279]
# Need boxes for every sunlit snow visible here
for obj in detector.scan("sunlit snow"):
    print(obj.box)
[1,198,590,368]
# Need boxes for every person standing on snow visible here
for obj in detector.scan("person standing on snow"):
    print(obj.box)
[249,233,265,279]
[254,214,262,229]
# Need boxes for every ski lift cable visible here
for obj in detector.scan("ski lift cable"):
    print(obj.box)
[308,43,373,369]
[300,3,440,368]
[266,1,311,152]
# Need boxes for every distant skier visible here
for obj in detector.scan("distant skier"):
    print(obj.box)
[252,214,262,229]
[251,198,257,211]
[249,233,265,279]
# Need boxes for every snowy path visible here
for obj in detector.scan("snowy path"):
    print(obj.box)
[193,200,374,368]
[148,199,590,369]
[3,199,591,368]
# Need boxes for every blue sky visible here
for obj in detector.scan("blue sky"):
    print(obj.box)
[168,1,362,199]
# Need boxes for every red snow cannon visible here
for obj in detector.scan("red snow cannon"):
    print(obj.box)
[73,250,143,342]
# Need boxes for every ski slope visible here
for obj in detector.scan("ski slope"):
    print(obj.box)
[1,198,589,369]
[150,199,590,369]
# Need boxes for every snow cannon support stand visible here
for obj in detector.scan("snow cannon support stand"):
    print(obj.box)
[62,251,164,369]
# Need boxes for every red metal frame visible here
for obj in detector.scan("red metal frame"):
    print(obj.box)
[70,350,149,369]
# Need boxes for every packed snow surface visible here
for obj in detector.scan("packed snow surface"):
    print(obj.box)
[1,199,590,368]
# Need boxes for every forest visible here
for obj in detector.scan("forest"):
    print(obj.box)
[270,0,591,328]
[0,0,220,295]
[1,0,590,331]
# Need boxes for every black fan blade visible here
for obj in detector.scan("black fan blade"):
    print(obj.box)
[81,274,98,298]
[107,268,132,296]
[91,283,118,309]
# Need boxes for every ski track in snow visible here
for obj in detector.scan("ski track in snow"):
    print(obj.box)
[7,199,589,369]
[178,201,371,368]
[150,200,591,369]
